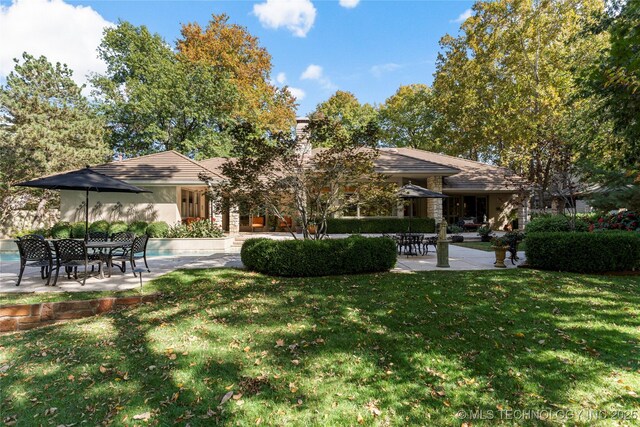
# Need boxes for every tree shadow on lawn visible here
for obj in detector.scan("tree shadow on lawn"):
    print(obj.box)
[1,268,639,425]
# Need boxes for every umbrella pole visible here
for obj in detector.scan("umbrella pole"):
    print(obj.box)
[409,199,413,234]
[85,190,89,243]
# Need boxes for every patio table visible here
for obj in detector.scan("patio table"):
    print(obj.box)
[85,241,132,277]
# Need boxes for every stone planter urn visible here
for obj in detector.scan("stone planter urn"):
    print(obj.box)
[492,245,509,268]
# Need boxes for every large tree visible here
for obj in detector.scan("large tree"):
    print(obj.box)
[432,0,606,208]
[201,120,395,240]
[308,91,378,147]
[379,84,439,150]
[91,22,237,159]
[177,14,296,134]
[0,53,108,224]
[577,0,640,211]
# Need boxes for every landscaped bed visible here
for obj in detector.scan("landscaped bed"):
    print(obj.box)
[1,269,638,425]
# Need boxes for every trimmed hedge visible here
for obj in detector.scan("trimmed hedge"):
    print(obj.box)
[241,236,397,277]
[71,222,87,239]
[109,221,129,235]
[128,221,149,236]
[326,217,436,234]
[526,215,589,233]
[50,222,72,239]
[89,220,110,233]
[525,231,640,273]
[146,221,170,238]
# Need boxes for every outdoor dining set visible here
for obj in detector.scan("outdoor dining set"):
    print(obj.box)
[385,233,439,256]
[14,232,151,287]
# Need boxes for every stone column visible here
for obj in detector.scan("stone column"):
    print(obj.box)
[426,176,443,220]
[517,196,530,230]
[229,205,240,235]
[395,178,405,218]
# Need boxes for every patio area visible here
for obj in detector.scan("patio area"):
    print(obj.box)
[0,243,525,293]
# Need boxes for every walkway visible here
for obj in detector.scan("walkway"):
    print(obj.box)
[0,243,524,294]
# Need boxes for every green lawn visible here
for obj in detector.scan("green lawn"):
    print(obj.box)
[1,269,638,426]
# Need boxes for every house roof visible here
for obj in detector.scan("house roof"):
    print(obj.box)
[199,147,527,193]
[375,149,460,176]
[91,151,222,185]
[389,148,526,192]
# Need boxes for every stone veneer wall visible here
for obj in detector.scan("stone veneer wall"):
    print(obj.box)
[0,294,160,333]
[426,176,444,221]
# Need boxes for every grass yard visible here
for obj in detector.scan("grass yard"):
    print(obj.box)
[1,269,639,426]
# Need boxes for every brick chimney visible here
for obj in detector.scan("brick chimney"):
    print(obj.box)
[295,117,311,155]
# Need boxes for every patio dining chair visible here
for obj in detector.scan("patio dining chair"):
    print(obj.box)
[15,238,55,286]
[110,234,150,277]
[52,239,103,286]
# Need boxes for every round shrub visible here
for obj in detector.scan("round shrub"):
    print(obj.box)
[241,236,397,277]
[128,221,149,236]
[71,222,87,238]
[526,215,589,233]
[109,221,129,235]
[89,220,110,233]
[50,222,72,239]
[146,221,169,238]
[525,231,640,273]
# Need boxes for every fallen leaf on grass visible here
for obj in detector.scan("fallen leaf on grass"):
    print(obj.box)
[275,339,285,347]
[220,391,234,405]
[133,412,151,420]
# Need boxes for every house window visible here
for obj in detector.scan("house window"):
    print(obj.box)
[180,189,205,219]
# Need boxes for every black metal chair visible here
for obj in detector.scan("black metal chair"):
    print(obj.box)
[108,232,136,273]
[422,236,438,255]
[52,239,103,286]
[111,234,150,277]
[15,238,55,286]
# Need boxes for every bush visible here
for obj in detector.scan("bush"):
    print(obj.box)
[14,228,50,239]
[89,220,110,233]
[71,222,87,238]
[590,211,639,232]
[525,231,640,273]
[128,221,149,236]
[526,215,589,233]
[109,221,129,235]
[326,217,435,234]
[166,219,223,238]
[241,236,397,277]
[146,221,169,238]
[50,222,72,239]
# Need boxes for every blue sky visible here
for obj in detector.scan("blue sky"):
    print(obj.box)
[0,0,473,115]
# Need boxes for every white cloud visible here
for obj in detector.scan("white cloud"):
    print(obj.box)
[339,0,360,8]
[286,86,305,100]
[0,0,114,86]
[300,64,336,90]
[370,62,401,78]
[451,8,473,23]
[276,72,287,84]
[253,0,316,38]
[300,64,323,80]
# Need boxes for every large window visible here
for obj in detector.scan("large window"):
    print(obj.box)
[180,189,206,219]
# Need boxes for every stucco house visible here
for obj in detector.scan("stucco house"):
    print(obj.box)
[59,121,530,233]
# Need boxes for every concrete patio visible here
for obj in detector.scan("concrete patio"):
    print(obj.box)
[0,244,525,294]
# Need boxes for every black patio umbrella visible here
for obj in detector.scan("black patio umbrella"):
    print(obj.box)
[16,166,152,241]
[397,182,448,233]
